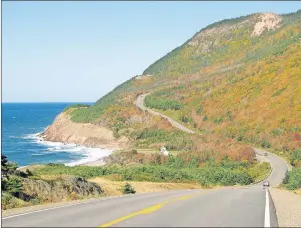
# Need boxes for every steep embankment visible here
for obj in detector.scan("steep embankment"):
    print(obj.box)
[41,110,129,149]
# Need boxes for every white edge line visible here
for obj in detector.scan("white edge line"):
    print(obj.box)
[264,188,271,227]
[2,192,148,220]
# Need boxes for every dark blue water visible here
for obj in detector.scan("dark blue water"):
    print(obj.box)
[2,103,95,167]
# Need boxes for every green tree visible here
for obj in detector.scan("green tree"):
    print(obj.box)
[1,154,18,179]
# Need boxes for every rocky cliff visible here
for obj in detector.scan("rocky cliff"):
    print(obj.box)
[41,111,129,149]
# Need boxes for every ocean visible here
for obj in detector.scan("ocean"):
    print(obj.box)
[2,103,113,167]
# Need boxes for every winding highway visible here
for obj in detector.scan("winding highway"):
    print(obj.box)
[2,95,290,227]
[135,93,195,134]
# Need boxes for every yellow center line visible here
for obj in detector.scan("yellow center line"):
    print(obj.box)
[98,192,202,227]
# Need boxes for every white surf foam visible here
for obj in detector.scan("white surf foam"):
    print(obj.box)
[23,132,114,167]
[65,148,113,167]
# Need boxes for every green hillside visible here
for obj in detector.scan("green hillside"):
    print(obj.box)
[65,10,301,181]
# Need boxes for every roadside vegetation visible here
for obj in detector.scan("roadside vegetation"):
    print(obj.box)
[283,149,301,190]
[33,149,271,187]
[1,151,271,210]
[122,183,136,194]
[144,94,183,111]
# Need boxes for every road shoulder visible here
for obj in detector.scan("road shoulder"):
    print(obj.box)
[269,187,301,227]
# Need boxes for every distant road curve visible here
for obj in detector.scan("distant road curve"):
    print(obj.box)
[135,93,195,134]
[136,93,290,188]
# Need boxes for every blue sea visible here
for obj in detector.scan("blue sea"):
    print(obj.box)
[2,103,113,167]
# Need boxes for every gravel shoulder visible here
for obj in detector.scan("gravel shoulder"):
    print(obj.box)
[269,187,301,227]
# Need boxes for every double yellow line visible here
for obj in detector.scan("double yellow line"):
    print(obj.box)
[99,192,202,227]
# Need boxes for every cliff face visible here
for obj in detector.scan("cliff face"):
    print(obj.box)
[41,111,129,149]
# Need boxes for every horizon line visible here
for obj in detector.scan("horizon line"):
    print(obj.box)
[2,101,95,104]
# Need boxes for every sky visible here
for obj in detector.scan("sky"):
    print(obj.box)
[2,1,301,102]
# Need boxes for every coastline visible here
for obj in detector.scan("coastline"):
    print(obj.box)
[18,131,117,168]
[26,111,130,167]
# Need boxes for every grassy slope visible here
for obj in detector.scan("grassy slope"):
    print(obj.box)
[67,11,300,148]
[63,11,301,188]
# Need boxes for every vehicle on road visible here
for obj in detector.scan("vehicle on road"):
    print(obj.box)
[264,153,268,156]
[263,181,270,187]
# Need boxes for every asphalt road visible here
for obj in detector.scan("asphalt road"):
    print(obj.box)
[2,148,289,227]
[2,96,290,227]
[135,94,195,134]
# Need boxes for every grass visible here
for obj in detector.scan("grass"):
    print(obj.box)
[89,177,205,196]
[248,162,271,183]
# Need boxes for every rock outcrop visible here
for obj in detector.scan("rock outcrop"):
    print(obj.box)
[252,13,282,36]
[41,111,129,149]
[21,176,103,202]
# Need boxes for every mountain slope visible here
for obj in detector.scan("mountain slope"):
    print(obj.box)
[46,10,301,160]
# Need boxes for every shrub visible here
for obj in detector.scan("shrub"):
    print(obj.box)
[122,183,136,194]
[261,139,271,148]
[2,193,13,210]
[203,115,208,121]
[113,129,120,139]
[1,154,18,178]
[283,168,301,190]
[214,116,223,124]
[180,115,192,123]
[26,169,33,176]
[226,111,233,121]
[199,176,210,187]
[196,105,204,115]
[1,193,23,210]
[29,198,41,205]
[290,149,301,167]
[131,149,138,154]
[237,134,244,142]
[270,128,284,137]
[3,176,23,197]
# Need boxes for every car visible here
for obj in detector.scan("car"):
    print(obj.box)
[264,153,268,156]
[263,181,270,187]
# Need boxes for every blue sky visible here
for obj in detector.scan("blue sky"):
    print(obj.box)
[3,1,301,102]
